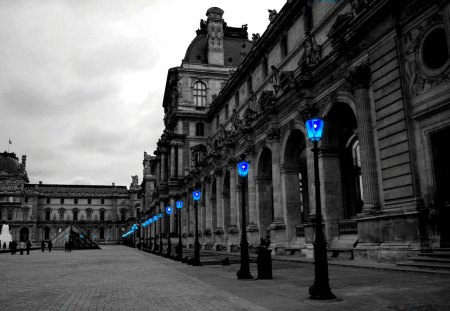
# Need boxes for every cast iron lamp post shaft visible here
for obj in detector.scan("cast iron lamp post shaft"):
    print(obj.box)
[193,199,201,266]
[177,208,182,261]
[237,175,253,279]
[309,140,335,299]
[159,212,163,256]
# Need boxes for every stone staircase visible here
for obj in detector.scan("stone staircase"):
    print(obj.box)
[396,248,450,271]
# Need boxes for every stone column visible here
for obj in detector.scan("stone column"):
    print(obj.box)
[280,163,302,243]
[347,64,380,212]
[160,152,167,182]
[170,144,176,178]
[269,134,287,249]
[214,170,224,249]
[170,197,176,235]
[229,163,238,229]
[156,156,161,184]
[177,143,184,178]
[247,155,259,246]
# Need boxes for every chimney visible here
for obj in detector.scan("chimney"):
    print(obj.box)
[206,7,225,66]
[22,155,27,170]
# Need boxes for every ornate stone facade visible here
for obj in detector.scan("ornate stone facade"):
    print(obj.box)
[144,1,450,262]
[0,152,139,244]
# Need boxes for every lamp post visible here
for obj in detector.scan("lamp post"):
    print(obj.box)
[165,205,173,258]
[176,199,184,261]
[158,211,163,256]
[152,215,158,253]
[192,190,202,266]
[236,159,253,279]
[306,118,336,300]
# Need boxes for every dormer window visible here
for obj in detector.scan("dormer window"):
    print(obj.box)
[193,81,207,107]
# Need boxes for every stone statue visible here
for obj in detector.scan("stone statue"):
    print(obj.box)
[268,9,278,23]
[404,28,421,94]
[270,65,280,94]
[131,175,139,186]
[252,33,260,42]
[299,31,321,70]
[231,109,244,133]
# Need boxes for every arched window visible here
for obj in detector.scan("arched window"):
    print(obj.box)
[73,209,78,221]
[193,82,207,107]
[196,122,204,136]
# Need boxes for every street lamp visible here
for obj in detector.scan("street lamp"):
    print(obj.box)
[153,215,158,253]
[165,205,173,258]
[306,118,335,300]
[176,199,184,261]
[236,159,253,279]
[192,190,202,266]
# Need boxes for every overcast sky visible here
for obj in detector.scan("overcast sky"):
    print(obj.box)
[0,0,286,187]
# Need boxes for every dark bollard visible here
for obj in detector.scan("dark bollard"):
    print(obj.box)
[256,236,272,279]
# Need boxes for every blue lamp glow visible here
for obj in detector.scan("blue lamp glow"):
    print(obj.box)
[165,206,173,215]
[305,118,325,142]
[176,200,184,209]
[237,161,249,177]
[192,190,201,201]
[153,215,158,221]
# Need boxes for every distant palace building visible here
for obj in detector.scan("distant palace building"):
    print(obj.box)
[141,1,450,262]
[0,151,140,243]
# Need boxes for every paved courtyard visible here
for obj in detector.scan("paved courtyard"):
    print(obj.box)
[0,246,449,311]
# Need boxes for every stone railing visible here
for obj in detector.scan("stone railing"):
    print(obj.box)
[337,219,358,235]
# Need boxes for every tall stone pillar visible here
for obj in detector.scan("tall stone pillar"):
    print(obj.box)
[347,64,380,213]
[227,162,240,250]
[214,169,224,249]
[280,163,303,243]
[160,152,167,182]
[170,144,176,178]
[269,137,287,248]
[247,155,259,246]
[177,143,184,178]
[169,197,176,235]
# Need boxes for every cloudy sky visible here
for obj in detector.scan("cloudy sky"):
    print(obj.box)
[0,0,286,187]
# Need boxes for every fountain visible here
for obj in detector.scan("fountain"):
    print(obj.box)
[0,224,13,246]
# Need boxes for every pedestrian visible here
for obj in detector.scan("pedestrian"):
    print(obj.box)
[48,240,52,252]
[64,242,68,252]
[41,240,45,252]
[10,241,14,255]
[12,240,17,255]
[19,241,24,255]
[2,242,6,249]
[26,240,31,255]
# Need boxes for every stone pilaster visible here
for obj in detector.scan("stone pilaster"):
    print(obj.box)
[247,155,259,247]
[347,64,380,213]
[170,144,176,178]
[214,170,224,250]
[280,163,302,243]
[177,143,184,178]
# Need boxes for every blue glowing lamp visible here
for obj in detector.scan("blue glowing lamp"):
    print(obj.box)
[153,215,158,221]
[192,190,201,201]
[237,161,249,177]
[176,200,184,209]
[165,206,173,215]
[305,118,325,142]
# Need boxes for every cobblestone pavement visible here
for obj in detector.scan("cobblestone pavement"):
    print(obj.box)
[0,246,449,311]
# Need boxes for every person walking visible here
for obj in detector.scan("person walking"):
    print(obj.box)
[3,242,6,249]
[41,240,45,252]
[48,240,52,252]
[19,241,25,255]
[26,240,31,255]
